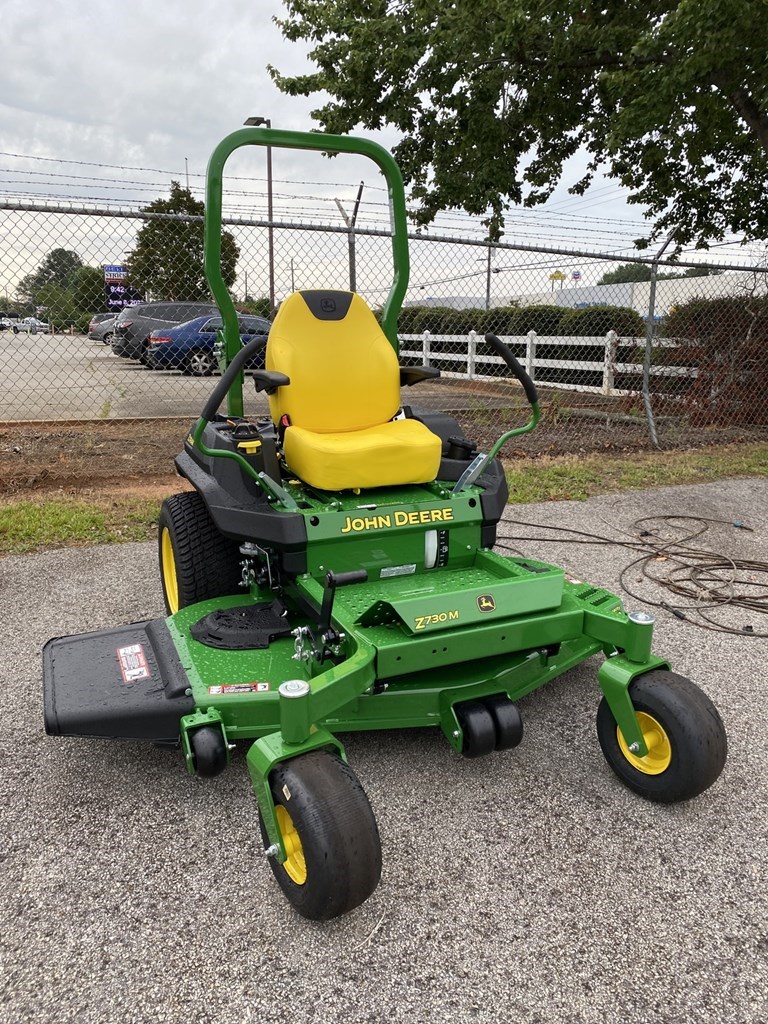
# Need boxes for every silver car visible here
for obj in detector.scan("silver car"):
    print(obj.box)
[13,317,49,335]
[88,313,118,344]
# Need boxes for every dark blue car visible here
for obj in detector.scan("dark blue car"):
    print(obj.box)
[145,314,270,375]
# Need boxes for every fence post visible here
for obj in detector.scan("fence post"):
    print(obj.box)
[602,330,618,395]
[468,330,477,379]
[422,330,431,366]
[526,331,537,380]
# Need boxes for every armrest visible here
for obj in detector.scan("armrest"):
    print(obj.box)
[400,365,441,387]
[252,370,290,394]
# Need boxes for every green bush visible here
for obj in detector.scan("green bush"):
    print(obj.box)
[508,304,568,335]
[559,305,644,337]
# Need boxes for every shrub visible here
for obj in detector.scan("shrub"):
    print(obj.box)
[559,305,644,337]
[508,304,568,335]
[663,295,768,425]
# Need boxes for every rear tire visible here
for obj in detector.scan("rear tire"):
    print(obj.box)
[102,331,113,345]
[260,750,382,920]
[158,491,242,613]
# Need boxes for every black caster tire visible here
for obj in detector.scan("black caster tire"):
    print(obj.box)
[596,669,727,803]
[456,700,497,758]
[190,725,228,777]
[158,491,242,613]
[483,694,523,751]
[260,750,382,921]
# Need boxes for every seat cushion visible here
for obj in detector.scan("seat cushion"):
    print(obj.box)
[284,418,442,491]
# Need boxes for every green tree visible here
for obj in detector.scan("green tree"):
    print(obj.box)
[597,263,724,284]
[17,248,83,304]
[71,265,108,314]
[597,264,654,285]
[126,182,239,301]
[272,0,768,249]
[238,295,271,318]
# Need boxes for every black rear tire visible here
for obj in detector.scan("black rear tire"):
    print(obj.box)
[261,750,382,920]
[158,491,242,614]
[596,669,727,803]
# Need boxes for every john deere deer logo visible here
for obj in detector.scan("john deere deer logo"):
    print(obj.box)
[477,594,496,612]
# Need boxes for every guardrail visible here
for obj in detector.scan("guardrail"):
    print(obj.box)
[400,331,696,396]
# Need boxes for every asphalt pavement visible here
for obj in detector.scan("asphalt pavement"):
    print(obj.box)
[1,479,767,1024]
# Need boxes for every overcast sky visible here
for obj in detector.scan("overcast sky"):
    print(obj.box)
[0,0,340,184]
[0,0,749,304]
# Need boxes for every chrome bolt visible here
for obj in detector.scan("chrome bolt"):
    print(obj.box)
[628,742,640,753]
[452,729,461,739]
[628,611,656,625]
[264,844,280,859]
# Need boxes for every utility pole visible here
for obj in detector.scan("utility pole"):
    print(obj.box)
[335,181,365,291]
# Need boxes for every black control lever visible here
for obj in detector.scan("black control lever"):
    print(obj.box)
[319,570,369,635]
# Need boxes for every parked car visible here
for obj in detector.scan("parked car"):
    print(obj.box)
[13,317,50,335]
[112,301,217,362]
[88,313,118,344]
[146,314,271,375]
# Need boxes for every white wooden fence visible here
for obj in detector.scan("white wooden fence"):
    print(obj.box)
[400,331,696,396]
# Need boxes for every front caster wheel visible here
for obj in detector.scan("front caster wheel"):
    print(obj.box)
[596,669,727,803]
[260,750,382,920]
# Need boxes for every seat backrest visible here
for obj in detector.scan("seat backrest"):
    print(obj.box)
[266,290,400,433]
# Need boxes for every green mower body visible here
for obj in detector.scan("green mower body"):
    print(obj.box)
[42,127,727,921]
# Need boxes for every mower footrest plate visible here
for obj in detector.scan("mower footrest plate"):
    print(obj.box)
[43,619,194,741]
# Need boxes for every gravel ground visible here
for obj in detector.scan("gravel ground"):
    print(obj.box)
[1,480,767,1024]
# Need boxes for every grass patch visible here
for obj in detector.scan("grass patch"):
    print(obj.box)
[0,496,160,555]
[505,443,768,503]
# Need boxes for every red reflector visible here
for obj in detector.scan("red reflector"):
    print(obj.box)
[151,335,172,343]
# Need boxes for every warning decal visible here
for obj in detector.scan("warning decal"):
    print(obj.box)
[117,643,151,684]
[207,682,271,695]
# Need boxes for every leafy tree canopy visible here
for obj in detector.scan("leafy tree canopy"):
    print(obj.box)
[18,248,83,303]
[598,263,724,284]
[272,0,768,250]
[126,182,239,301]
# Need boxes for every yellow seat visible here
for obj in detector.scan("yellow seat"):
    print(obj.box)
[266,290,441,491]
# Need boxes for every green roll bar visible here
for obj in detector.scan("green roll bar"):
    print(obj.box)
[204,127,411,418]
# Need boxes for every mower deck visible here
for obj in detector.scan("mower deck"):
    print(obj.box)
[43,556,633,747]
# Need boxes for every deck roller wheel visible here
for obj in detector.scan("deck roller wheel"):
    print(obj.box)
[456,701,497,758]
[483,694,523,751]
[190,725,228,778]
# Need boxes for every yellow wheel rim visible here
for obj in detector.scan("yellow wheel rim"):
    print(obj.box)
[275,804,307,885]
[618,711,672,775]
[160,527,179,613]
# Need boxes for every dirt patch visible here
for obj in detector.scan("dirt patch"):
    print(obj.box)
[0,419,191,497]
[1,410,766,500]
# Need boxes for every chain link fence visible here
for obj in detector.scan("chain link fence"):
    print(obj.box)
[1,201,767,459]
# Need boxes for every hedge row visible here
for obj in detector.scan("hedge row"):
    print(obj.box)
[397,304,644,337]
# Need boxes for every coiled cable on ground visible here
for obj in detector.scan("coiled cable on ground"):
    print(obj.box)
[497,514,768,637]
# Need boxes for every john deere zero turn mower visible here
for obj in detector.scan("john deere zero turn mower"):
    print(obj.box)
[43,128,727,920]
